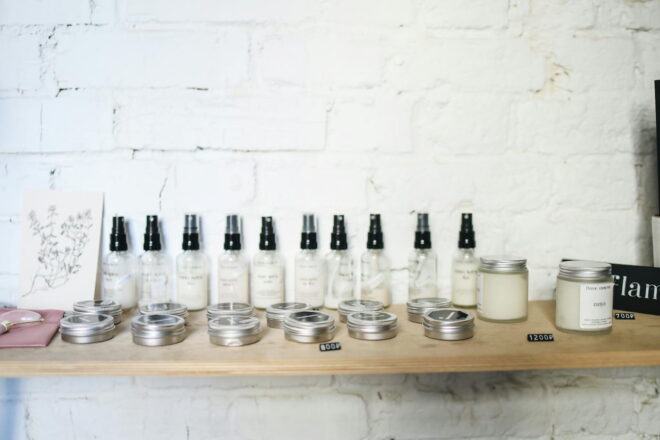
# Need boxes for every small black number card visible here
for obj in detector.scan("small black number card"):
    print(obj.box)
[319,342,341,352]
[527,334,554,342]
[614,312,635,320]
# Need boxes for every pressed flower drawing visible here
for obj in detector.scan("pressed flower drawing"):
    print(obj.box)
[24,205,93,296]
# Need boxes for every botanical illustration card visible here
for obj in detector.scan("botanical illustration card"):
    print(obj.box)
[18,190,104,310]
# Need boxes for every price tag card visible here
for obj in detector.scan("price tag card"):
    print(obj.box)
[527,334,554,342]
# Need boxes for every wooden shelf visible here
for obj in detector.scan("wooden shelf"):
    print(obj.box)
[1,301,659,377]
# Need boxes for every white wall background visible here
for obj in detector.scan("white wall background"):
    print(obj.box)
[1,0,660,439]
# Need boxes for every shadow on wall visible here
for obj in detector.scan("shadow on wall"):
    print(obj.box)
[632,100,658,266]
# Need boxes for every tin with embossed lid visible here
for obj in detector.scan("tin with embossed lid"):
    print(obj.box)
[283,310,335,343]
[266,302,310,329]
[139,302,189,324]
[337,299,383,323]
[73,299,123,325]
[131,314,186,346]
[208,315,262,346]
[423,308,475,341]
[407,297,451,323]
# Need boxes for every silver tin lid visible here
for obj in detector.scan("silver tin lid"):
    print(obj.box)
[266,302,310,322]
[73,299,122,315]
[479,255,527,272]
[559,260,611,280]
[407,297,451,315]
[283,310,335,336]
[338,299,384,314]
[423,308,474,338]
[347,311,398,333]
[139,302,189,320]
[208,316,261,337]
[207,302,254,320]
[60,313,116,336]
[131,314,186,337]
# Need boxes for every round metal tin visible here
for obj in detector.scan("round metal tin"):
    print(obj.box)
[337,299,384,323]
[423,308,475,341]
[266,302,310,329]
[283,310,335,343]
[73,299,123,324]
[131,314,186,346]
[407,297,451,323]
[60,313,116,344]
[208,316,262,347]
[207,302,255,321]
[139,302,189,324]
[347,311,398,341]
[558,260,611,280]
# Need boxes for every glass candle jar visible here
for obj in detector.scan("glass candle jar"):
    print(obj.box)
[555,260,613,334]
[477,256,528,323]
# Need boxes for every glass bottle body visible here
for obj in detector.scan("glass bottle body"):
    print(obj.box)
[176,250,209,311]
[325,250,355,309]
[138,250,172,307]
[294,249,325,308]
[218,250,249,303]
[360,249,391,306]
[452,249,479,307]
[102,251,137,309]
[408,249,437,300]
[251,250,284,309]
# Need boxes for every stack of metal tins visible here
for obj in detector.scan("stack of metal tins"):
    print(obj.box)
[139,302,189,324]
[207,302,254,321]
[337,299,383,323]
[266,302,309,329]
[73,299,123,325]
[406,297,451,323]
[131,314,186,346]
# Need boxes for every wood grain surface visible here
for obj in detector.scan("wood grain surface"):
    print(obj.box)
[0,301,658,377]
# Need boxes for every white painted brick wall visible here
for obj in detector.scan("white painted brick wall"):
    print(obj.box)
[1,0,659,438]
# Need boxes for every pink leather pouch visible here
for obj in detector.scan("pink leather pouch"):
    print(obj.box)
[0,309,64,348]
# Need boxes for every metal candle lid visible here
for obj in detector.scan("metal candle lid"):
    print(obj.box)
[347,311,398,341]
[337,299,384,322]
[73,299,123,324]
[423,308,475,341]
[208,316,262,347]
[131,314,186,346]
[207,302,255,320]
[407,297,451,323]
[139,302,189,323]
[479,255,527,272]
[60,313,116,344]
[558,260,611,280]
[266,302,310,329]
[283,310,335,343]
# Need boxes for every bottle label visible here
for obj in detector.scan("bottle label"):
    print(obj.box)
[579,283,613,329]
[327,258,354,304]
[218,263,249,302]
[253,263,283,300]
[296,259,324,304]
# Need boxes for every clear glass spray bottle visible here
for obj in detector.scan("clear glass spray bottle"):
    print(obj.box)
[138,215,172,307]
[360,214,391,306]
[325,215,355,309]
[175,214,209,311]
[251,216,284,309]
[408,213,437,299]
[294,214,325,308]
[217,214,249,303]
[451,213,478,307]
[102,216,137,309]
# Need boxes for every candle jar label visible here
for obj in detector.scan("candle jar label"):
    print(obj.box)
[579,283,614,329]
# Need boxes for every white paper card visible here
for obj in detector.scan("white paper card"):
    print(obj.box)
[19,190,104,310]
[579,283,613,329]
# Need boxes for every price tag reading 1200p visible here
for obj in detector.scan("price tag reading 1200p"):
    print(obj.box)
[527,334,554,342]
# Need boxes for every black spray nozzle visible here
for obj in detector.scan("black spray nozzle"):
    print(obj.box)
[110,216,128,251]
[367,214,383,249]
[300,214,318,250]
[182,214,200,251]
[458,212,476,249]
[414,213,431,249]
[224,214,241,251]
[259,216,276,250]
[330,214,348,250]
[143,215,162,251]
